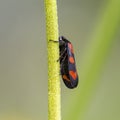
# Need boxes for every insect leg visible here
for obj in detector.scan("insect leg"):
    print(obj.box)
[59,52,67,73]
[57,47,67,62]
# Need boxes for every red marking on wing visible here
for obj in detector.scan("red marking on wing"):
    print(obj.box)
[69,71,77,80]
[62,75,70,82]
[68,43,74,54]
[69,56,75,64]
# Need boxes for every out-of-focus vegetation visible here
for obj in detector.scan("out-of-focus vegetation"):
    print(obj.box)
[63,0,120,120]
[0,0,120,120]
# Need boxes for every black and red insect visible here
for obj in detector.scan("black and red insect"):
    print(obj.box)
[58,36,78,89]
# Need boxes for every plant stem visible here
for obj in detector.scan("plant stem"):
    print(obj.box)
[44,0,61,120]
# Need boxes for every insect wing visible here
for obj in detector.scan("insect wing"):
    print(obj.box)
[59,36,78,89]
[67,42,78,88]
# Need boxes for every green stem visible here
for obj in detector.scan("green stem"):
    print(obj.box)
[44,0,61,120]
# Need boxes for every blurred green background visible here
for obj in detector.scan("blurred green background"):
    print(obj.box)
[0,0,120,120]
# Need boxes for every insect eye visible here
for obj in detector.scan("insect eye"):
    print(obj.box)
[59,36,63,41]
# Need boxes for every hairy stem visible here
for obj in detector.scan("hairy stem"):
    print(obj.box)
[44,0,61,120]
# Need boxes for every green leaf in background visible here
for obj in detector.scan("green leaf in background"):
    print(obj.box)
[64,0,120,120]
